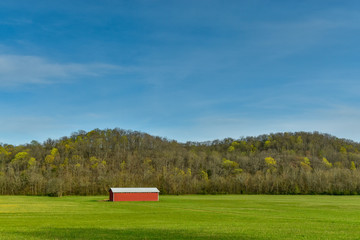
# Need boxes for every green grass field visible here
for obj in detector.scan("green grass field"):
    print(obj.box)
[0,195,359,239]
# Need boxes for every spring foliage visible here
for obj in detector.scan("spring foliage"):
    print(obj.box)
[0,129,360,196]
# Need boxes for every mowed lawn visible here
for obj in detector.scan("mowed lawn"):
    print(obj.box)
[0,195,360,239]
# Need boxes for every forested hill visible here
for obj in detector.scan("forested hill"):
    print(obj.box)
[1,129,360,196]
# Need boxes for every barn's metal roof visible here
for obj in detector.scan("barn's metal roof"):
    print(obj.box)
[110,187,160,193]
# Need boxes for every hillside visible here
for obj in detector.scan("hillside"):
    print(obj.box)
[1,129,360,195]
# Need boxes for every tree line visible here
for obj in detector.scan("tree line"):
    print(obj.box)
[0,128,360,196]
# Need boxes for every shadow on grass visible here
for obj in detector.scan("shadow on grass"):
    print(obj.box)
[12,227,258,240]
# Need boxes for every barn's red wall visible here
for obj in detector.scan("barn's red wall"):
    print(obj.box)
[113,192,158,201]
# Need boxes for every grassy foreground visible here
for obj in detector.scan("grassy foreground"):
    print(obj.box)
[0,195,359,239]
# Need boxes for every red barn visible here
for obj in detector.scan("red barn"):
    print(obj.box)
[109,188,160,201]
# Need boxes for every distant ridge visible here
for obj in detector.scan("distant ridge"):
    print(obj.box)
[1,128,359,196]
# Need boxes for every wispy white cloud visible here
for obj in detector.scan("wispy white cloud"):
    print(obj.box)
[0,18,33,25]
[0,54,126,87]
[244,9,360,60]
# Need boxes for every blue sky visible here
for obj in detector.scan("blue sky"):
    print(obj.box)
[0,0,360,145]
